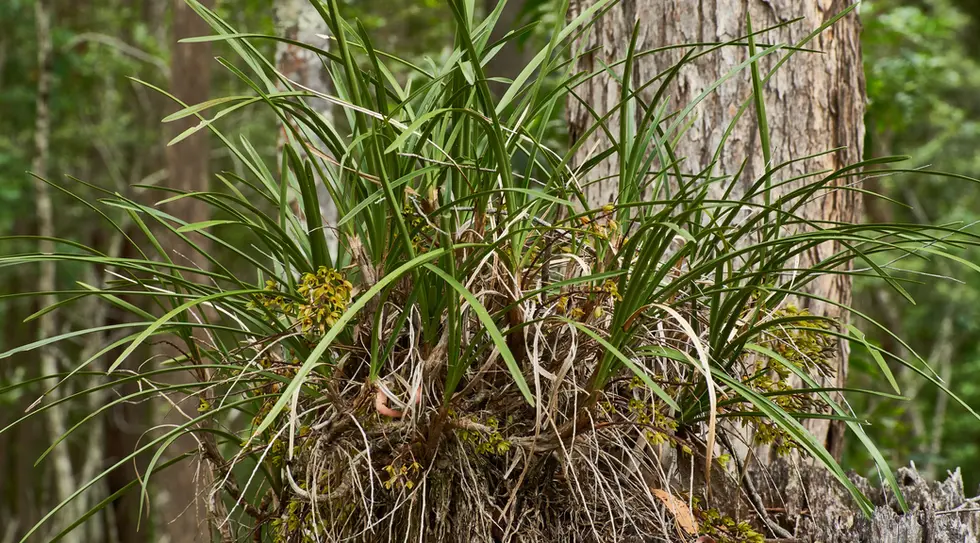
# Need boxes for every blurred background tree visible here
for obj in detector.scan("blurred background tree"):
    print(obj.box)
[2,0,980,540]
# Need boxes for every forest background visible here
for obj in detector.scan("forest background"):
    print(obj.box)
[2,0,980,540]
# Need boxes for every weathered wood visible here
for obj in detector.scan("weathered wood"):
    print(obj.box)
[756,463,979,542]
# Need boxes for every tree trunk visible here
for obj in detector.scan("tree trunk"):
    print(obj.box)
[168,0,214,234]
[484,0,530,95]
[568,0,865,461]
[32,3,82,542]
[275,0,338,256]
[158,1,217,540]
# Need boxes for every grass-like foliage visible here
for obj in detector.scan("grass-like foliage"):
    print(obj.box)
[4,0,980,541]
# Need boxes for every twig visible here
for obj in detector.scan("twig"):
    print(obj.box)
[936,507,980,516]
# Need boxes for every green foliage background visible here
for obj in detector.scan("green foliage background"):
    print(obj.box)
[846,0,980,489]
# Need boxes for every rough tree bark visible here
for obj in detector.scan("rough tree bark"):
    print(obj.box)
[275,0,330,104]
[569,0,865,462]
[565,4,980,540]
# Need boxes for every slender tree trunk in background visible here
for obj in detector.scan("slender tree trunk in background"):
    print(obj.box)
[168,0,214,234]
[93,7,165,543]
[103,268,152,543]
[484,0,529,94]
[0,251,29,539]
[158,1,217,540]
[275,0,329,101]
[924,314,955,479]
[32,3,82,543]
[275,0,338,255]
[569,1,865,462]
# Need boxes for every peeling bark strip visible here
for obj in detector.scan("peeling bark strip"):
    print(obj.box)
[568,0,865,457]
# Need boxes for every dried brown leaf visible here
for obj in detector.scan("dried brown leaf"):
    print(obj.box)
[652,488,699,535]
